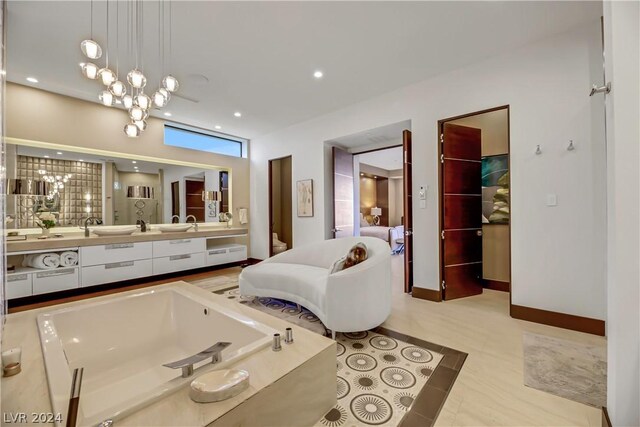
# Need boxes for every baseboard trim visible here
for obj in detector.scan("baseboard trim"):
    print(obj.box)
[602,407,612,427]
[412,287,442,302]
[511,304,605,336]
[484,279,510,292]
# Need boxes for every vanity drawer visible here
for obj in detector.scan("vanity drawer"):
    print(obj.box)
[81,259,153,287]
[81,242,152,267]
[32,268,79,295]
[206,245,247,266]
[153,252,205,275]
[6,273,32,299]
[153,238,205,258]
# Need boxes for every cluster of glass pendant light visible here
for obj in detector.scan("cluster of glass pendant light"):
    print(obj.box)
[79,0,178,138]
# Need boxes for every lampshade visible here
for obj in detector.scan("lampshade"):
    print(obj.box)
[7,179,52,196]
[371,207,382,216]
[202,190,220,202]
[126,185,154,199]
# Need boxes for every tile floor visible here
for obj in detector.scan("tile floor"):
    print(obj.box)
[11,255,606,426]
[385,256,605,426]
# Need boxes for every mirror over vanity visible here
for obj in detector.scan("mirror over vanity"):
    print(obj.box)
[5,142,233,233]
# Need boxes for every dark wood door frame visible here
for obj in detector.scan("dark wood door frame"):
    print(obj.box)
[352,141,413,293]
[437,105,511,302]
[268,156,292,257]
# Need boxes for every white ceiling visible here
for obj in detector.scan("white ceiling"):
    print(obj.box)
[359,147,404,172]
[7,1,601,139]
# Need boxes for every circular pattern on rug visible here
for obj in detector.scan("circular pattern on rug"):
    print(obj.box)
[415,365,434,378]
[353,374,379,391]
[257,297,271,305]
[299,312,320,322]
[346,353,378,372]
[343,331,368,340]
[350,394,393,425]
[351,341,367,350]
[320,405,348,427]
[265,299,287,310]
[337,376,350,399]
[379,352,400,365]
[282,306,301,315]
[400,346,434,363]
[336,342,346,357]
[393,392,415,411]
[369,335,398,350]
[380,367,417,389]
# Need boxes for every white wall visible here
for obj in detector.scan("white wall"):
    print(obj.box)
[603,1,640,425]
[250,20,607,320]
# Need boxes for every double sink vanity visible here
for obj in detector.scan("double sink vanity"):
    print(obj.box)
[6,225,249,302]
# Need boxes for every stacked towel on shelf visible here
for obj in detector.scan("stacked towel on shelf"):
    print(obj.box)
[60,251,79,267]
[23,253,61,269]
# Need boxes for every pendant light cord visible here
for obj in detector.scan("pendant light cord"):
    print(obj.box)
[105,0,109,69]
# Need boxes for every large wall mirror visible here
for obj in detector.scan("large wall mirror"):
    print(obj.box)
[5,142,231,230]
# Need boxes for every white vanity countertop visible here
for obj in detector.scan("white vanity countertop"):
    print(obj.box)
[6,226,248,253]
[1,281,335,426]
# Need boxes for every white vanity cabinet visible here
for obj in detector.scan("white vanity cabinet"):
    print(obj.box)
[152,237,206,275]
[6,273,33,299]
[80,242,153,287]
[33,268,79,295]
[206,244,248,266]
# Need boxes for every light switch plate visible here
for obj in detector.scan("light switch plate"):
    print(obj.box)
[547,194,558,207]
[419,199,426,209]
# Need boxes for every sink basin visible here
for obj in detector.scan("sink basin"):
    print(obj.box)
[91,226,138,236]
[157,224,193,233]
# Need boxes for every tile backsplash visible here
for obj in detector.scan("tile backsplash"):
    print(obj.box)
[17,155,102,227]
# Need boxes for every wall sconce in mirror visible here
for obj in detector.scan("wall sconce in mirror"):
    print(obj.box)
[535,145,542,155]
[127,185,155,227]
[202,191,220,219]
[567,140,575,151]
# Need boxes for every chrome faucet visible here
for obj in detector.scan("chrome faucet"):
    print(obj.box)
[84,217,97,237]
[171,214,180,224]
[163,342,231,378]
[137,219,148,232]
[186,214,198,231]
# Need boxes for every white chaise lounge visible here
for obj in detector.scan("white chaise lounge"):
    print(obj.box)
[239,236,392,339]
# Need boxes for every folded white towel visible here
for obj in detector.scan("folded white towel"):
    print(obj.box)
[238,208,248,225]
[60,251,78,267]
[23,253,61,269]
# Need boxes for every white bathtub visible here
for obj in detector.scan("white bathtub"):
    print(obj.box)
[37,285,278,426]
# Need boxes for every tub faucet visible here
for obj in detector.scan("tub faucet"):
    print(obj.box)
[137,219,148,232]
[84,217,97,237]
[171,214,180,224]
[163,342,231,378]
[66,367,83,427]
[186,215,198,231]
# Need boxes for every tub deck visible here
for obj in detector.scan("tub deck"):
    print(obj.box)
[1,281,336,426]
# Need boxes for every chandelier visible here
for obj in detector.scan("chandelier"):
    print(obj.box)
[79,0,179,138]
[38,170,72,197]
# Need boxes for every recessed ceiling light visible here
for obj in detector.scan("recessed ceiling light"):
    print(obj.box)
[78,159,84,162]
[313,70,323,79]
[56,152,63,155]
[215,125,221,130]
[132,160,137,164]
[26,77,38,83]
[234,112,242,118]
[43,155,50,158]
[164,112,172,117]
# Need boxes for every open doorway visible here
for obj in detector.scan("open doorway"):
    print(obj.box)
[328,121,413,293]
[268,156,293,257]
[438,106,510,300]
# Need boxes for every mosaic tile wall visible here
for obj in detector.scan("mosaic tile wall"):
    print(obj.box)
[17,155,102,227]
